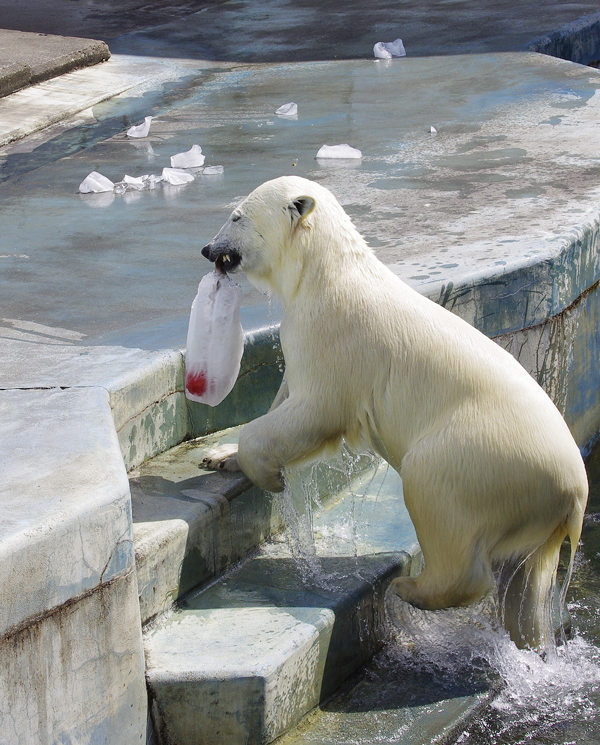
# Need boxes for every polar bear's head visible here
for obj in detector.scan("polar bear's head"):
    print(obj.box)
[202,176,365,297]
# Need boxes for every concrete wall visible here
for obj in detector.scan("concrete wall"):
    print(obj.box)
[0,388,147,744]
[527,11,600,65]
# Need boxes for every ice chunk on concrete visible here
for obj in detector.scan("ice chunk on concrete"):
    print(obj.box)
[202,165,224,175]
[79,171,114,193]
[162,167,195,185]
[123,175,147,191]
[144,174,162,189]
[127,116,152,138]
[276,102,298,118]
[373,39,406,59]
[430,125,437,134]
[170,145,205,169]
[316,144,362,159]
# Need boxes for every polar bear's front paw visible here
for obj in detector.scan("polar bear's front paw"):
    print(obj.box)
[201,443,240,473]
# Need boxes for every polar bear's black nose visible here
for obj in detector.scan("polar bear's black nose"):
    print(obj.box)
[201,244,212,261]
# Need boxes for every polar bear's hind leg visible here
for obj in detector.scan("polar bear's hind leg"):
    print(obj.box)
[390,462,496,612]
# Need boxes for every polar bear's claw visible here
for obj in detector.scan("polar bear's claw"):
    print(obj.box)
[200,444,240,473]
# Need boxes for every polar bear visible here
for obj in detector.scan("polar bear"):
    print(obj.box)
[201,175,588,650]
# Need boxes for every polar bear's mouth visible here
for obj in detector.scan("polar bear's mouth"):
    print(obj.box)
[215,252,241,272]
[201,243,242,272]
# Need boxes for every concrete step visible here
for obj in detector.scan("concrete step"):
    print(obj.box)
[142,457,421,745]
[275,633,498,745]
[130,427,280,625]
[0,29,109,98]
[130,430,381,624]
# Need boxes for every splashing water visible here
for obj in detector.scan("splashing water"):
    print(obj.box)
[274,474,324,583]
[273,445,383,589]
[383,591,600,745]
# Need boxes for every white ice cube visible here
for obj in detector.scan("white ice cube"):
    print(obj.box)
[170,145,205,168]
[276,102,298,117]
[144,174,162,189]
[123,174,147,190]
[316,144,362,159]
[430,125,437,134]
[373,39,406,59]
[127,116,152,138]
[202,165,224,175]
[79,171,114,193]
[162,167,195,185]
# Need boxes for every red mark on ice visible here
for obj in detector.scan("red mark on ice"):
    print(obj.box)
[186,370,207,396]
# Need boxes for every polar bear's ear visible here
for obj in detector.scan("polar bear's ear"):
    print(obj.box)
[288,196,316,221]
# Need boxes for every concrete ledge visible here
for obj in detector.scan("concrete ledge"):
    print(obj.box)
[131,429,282,624]
[419,209,600,337]
[0,387,134,635]
[0,52,213,147]
[0,61,30,98]
[0,386,147,742]
[527,11,600,65]
[0,30,110,98]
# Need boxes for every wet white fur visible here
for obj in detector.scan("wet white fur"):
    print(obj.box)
[204,175,588,650]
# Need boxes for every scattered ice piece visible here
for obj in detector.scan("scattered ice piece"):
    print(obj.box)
[144,174,161,189]
[276,102,298,117]
[113,181,128,195]
[123,174,147,190]
[127,116,152,138]
[316,144,362,159]
[162,167,195,185]
[79,171,114,193]
[202,165,224,175]
[430,125,437,134]
[170,145,205,168]
[373,39,406,59]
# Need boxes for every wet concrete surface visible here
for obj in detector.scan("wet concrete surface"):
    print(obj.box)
[1,1,600,354]
[2,51,600,351]
[3,0,600,62]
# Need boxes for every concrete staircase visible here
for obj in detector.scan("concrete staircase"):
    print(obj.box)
[130,431,422,745]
